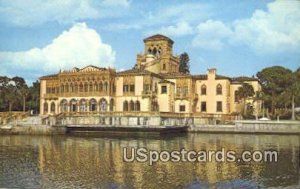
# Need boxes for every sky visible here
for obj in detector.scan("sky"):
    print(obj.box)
[0,0,299,84]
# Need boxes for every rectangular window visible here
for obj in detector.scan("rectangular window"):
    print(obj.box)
[217,101,222,112]
[144,84,150,92]
[234,91,239,102]
[130,85,135,92]
[179,105,185,112]
[161,86,167,94]
[123,85,128,92]
[201,102,207,112]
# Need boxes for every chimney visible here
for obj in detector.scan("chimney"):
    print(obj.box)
[207,68,216,80]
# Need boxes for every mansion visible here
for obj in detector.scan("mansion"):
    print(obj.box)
[40,34,261,121]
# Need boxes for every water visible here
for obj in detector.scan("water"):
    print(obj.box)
[0,133,299,189]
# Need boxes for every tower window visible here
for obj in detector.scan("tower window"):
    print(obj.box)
[161,86,167,94]
[217,101,222,112]
[163,64,166,70]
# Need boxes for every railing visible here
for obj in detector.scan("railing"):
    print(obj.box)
[142,91,156,98]
[175,93,189,99]
[0,111,30,125]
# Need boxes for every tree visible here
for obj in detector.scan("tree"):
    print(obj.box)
[179,52,190,74]
[28,80,40,114]
[12,76,29,112]
[281,68,300,120]
[256,66,293,116]
[236,83,255,117]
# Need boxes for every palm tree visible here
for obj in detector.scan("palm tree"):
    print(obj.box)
[236,83,255,117]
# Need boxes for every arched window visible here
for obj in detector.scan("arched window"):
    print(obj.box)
[70,84,74,92]
[135,101,140,111]
[50,102,55,113]
[74,84,78,92]
[99,82,103,92]
[89,98,97,112]
[153,47,157,56]
[43,102,48,114]
[129,100,134,111]
[148,48,152,54]
[201,84,206,95]
[104,82,108,92]
[70,99,77,112]
[60,99,68,112]
[99,98,107,112]
[65,84,69,93]
[79,83,83,92]
[61,85,64,93]
[84,83,88,92]
[79,99,87,112]
[89,83,93,92]
[123,101,128,111]
[216,84,222,95]
[110,99,114,111]
[95,83,99,91]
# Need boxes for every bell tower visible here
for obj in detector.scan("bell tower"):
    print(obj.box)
[136,34,179,74]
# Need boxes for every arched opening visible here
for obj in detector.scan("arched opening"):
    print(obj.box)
[216,84,222,95]
[99,98,107,112]
[65,84,69,93]
[201,84,207,95]
[43,102,48,114]
[110,99,114,111]
[148,48,152,54]
[50,102,55,113]
[89,83,93,92]
[129,100,134,111]
[99,82,103,92]
[89,98,97,112]
[70,99,77,112]
[153,47,157,56]
[95,83,99,91]
[104,82,108,92]
[74,84,78,92]
[123,100,128,111]
[79,99,87,112]
[84,83,88,92]
[60,99,68,113]
[79,83,83,92]
[135,100,140,111]
[60,85,64,93]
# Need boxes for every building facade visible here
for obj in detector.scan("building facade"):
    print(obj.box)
[40,34,261,120]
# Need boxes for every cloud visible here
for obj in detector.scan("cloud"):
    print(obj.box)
[0,0,130,26]
[148,21,194,37]
[231,0,300,53]
[192,20,232,50]
[0,23,116,83]
[192,0,300,53]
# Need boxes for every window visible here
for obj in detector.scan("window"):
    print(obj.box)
[79,84,83,92]
[123,85,129,92]
[144,84,150,92]
[43,102,48,113]
[84,83,88,92]
[89,83,93,92]
[179,105,185,112]
[163,64,166,70]
[201,84,206,95]
[135,101,140,111]
[234,91,239,103]
[129,100,134,111]
[216,84,222,95]
[161,86,167,94]
[217,101,222,112]
[123,101,128,111]
[50,102,55,113]
[201,102,207,112]
[130,85,135,92]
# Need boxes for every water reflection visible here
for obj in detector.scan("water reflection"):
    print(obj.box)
[0,134,299,188]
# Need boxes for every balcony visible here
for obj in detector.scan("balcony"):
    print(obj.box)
[142,91,156,98]
[175,93,189,100]
[44,93,59,99]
